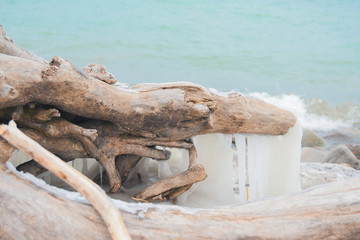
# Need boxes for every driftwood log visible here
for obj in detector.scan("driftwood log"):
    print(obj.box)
[0,23,295,197]
[1,164,360,239]
[2,24,359,239]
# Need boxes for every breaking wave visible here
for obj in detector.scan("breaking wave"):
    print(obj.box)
[248,92,360,131]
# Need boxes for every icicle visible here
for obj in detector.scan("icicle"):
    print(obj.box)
[99,164,103,187]
[157,160,172,179]
[232,149,239,201]
[247,134,258,201]
[177,121,302,207]
[235,134,247,204]
[178,133,236,207]
[82,158,88,175]
[131,158,158,184]
[234,120,302,203]
[167,148,188,174]
[157,147,173,179]
[245,136,250,201]
[262,120,302,197]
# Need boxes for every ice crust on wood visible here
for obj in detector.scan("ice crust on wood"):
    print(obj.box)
[8,121,302,207]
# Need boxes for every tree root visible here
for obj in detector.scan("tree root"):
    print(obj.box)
[133,165,206,201]
[131,138,203,202]
[7,105,202,196]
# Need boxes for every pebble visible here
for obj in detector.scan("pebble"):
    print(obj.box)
[324,144,360,170]
[301,128,327,148]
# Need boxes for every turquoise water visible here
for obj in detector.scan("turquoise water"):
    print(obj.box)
[1,0,360,129]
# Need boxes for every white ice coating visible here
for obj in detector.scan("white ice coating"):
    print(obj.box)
[8,151,100,190]
[157,160,172,179]
[177,134,236,207]
[7,121,302,208]
[235,120,302,204]
[177,120,302,207]
[5,162,200,216]
[99,164,103,187]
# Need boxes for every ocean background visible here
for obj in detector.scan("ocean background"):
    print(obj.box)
[1,0,359,133]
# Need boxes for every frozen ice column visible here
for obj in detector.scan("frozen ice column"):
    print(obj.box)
[177,120,302,207]
[235,120,302,203]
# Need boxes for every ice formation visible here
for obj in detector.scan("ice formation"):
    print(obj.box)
[234,120,302,204]
[176,134,236,207]
[8,121,302,208]
[157,159,172,179]
[177,120,303,207]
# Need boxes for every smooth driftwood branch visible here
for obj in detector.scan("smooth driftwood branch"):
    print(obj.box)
[0,137,14,164]
[133,164,206,201]
[0,121,131,240]
[0,165,359,239]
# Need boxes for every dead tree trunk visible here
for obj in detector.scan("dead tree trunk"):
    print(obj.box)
[0,23,296,196]
[0,53,295,138]
[1,166,359,240]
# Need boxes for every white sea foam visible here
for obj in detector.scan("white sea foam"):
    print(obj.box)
[248,92,360,131]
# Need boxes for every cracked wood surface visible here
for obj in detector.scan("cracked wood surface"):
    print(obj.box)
[0,166,359,240]
[0,53,296,140]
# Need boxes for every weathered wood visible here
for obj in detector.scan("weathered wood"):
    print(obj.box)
[1,165,359,240]
[133,164,206,201]
[82,64,117,84]
[0,54,296,139]
[0,121,131,240]
[0,137,14,164]
[0,167,111,240]
[0,24,47,64]
[1,25,360,239]
[0,23,297,195]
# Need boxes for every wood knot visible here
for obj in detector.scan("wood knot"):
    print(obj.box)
[49,56,62,67]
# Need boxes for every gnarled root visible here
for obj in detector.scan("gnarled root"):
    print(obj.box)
[133,164,206,201]
[8,108,199,195]
[132,139,205,202]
